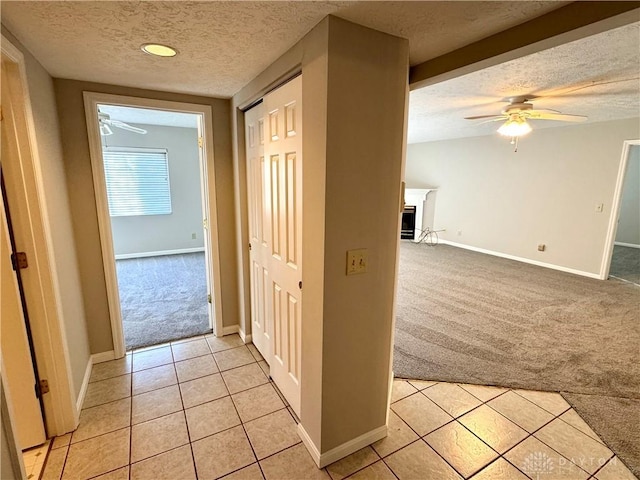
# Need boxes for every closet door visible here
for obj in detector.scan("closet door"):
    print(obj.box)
[244,75,302,415]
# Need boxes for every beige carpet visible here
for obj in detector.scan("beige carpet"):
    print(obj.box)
[394,242,640,474]
[116,252,211,350]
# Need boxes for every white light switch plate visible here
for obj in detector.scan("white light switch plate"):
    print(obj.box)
[346,249,368,275]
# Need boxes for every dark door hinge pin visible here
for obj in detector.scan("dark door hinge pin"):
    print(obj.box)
[36,379,49,398]
[11,251,28,270]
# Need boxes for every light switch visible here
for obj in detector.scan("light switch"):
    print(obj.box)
[346,249,368,275]
[595,203,604,213]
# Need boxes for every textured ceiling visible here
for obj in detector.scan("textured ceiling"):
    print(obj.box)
[3,1,636,143]
[408,22,640,144]
[99,105,198,128]
[1,1,565,98]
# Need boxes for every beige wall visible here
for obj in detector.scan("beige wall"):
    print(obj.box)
[320,18,408,451]
[53,79,238,353]
[616,145,640,246]
[406,118,640,276]
[2,27,90,399]
[233,16,408,456]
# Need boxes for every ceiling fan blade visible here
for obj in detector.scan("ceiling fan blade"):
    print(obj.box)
[476,117,510,125]
[110,120,148,134]
[528,111,588,122]
[464,114,506,120]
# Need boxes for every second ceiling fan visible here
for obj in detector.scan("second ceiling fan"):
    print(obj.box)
[465,96,588,150]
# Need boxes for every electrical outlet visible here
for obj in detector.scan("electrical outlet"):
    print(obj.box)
[192,232,197,239]
[346,249,368,275]
[457,230,462,236]
[538,244,546,252]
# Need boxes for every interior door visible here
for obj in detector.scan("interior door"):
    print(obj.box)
[1,86,47,448]
[245,102,271,360]
[196,117,215,333]
[245,76,303,414]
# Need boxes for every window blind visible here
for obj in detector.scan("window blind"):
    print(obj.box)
[102,147,172,217]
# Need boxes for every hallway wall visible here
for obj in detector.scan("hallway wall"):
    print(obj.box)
[1,27,90,401]
[53,80,239,354]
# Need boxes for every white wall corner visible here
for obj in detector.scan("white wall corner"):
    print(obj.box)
[238,328,252,344]
[75,359,93,418]
[221,325,240,336]
[298,423,388,469]
[387,370,394,423]
[91,351,116,364]
[297,424,321,467]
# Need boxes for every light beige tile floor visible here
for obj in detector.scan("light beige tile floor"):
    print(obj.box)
[39,335,637,480]
[22,439,50,479]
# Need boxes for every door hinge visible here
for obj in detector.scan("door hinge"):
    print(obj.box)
[198,137,203,148]
[37,379,50,397]
[203,218,208,229]
[11,251,28,270]
[298,281,302,290]
[207,294,212,304]
[248,242,252,251]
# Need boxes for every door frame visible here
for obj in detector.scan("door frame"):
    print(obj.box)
[600,139,640,279]
[83,92,224,357]
[1,35,78,436]
[233,70,303,343]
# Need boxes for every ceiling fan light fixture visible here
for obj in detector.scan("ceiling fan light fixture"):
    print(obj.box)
[497,117,532,137]
[141,43,178,57]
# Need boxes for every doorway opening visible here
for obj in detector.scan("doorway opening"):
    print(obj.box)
[98,105,212,349]
[606,142,640,285]
[84,93,224,357]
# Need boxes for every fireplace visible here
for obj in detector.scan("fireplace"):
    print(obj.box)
[401,205,416,240]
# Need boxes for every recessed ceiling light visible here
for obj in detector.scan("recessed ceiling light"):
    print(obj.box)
[141,43,178,57]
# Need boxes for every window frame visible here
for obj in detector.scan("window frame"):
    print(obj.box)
[102,146,173,217]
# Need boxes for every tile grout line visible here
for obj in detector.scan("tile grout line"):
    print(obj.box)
[171,344,200,480]
[487,400,606,478]
[385,394,465,479]
[76,344,623,480]
[391,383,545,479]
[214,342,268,480]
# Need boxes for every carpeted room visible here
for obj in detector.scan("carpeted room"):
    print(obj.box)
[399,22,640,474]
[102,106,213,349]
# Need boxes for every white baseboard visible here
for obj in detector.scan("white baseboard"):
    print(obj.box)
[115,247,205,260]
[298,423,388,468]
[439,240,601,279]
[76,359,93,417]
[387,370,394,423]
[297,425,321,466]
[239,328,252,344]
[222,325,239,336]
[614,241,640,249]
[91,351,116,364]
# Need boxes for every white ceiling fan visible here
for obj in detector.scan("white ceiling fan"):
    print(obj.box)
[98,109,147,136]
[465,96,587,151]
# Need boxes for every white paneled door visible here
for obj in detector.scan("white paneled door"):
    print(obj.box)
[245,75,302,415]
